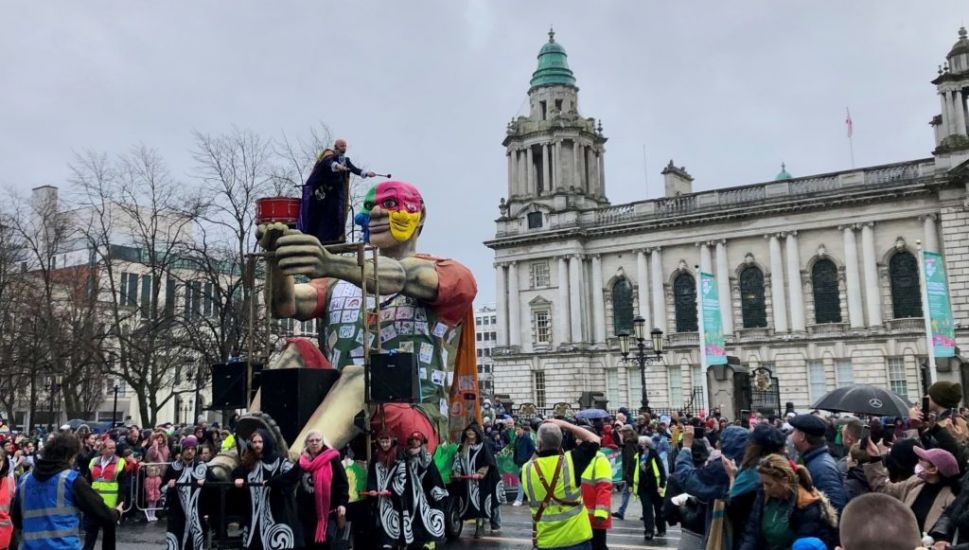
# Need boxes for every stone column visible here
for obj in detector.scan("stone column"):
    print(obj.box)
[923,214,940,252]
[637,250,650,326]
[768,234,789,333]
[956,91,968,136]
[496,263,508,346]
[715,240,734,335]
[942,92,955,136]
[842,225,865,328]
[507,261,521,347]
[554,141,562,191]
[526,146,535,195]
[596,148,606,195]
[699,242,712,274]
[518,149,527,195]
[860,222,882,328]
[556,257,571,345]
[542,144,551,195]
[650,248,666,333]
[506,152,514,192]
[571,142,580,190]
[569,255,583,342]
[785,232,805,332]
[578,143,587,192]
[591,255,606,344]
[586,147,596,195]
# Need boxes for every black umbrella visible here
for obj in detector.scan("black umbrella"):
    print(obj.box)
[810,384,911,418]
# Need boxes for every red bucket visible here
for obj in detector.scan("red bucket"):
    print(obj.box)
[256,197,301,226]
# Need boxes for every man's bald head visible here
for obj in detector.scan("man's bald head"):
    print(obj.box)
[838,493,920,550]
[334,138,347,154]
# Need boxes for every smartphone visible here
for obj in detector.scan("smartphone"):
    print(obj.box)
[923,396,931,419]
[859,424,870,449]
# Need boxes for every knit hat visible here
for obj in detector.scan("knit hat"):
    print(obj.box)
[885,438,921,478]
[914,446,961,478]
[751,424,786,454]
[181,435,198,449]
[929,381,963,409]
[719,426,751,462]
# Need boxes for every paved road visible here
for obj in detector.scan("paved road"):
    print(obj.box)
[108,493,679,549]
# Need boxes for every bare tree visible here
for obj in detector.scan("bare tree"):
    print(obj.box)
[72,146,204,427]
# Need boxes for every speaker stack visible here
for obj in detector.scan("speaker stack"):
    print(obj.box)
[260,368,341,444]
[210,362,263,410]
[369,352,420,403]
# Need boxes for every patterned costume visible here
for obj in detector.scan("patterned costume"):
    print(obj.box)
[163,458,207,550]
[232,431,302,550]
[452,425,502,530]
[397,443,448,547]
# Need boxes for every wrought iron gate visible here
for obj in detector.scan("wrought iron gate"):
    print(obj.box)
[733,367,781,417]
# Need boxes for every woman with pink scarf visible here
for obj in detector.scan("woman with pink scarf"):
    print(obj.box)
[295,431,348,550]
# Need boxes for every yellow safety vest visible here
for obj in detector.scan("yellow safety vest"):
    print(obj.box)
[632,452,665,498]
[89,457,126,507]
[522,452,593,549]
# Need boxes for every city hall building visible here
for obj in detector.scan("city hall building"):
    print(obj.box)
[486,28,969,415]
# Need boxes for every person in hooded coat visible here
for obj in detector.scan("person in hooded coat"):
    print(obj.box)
[231,429,302,550]
[452,423,501,538]
[368,430,406,550]
[725,424,787,539]
[163,435,207,550]
[398,431,448,549]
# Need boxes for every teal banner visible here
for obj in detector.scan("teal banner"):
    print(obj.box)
[924,251,956,358]
[701,272,727,365]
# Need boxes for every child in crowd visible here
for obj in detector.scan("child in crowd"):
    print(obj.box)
[144,465,162,522]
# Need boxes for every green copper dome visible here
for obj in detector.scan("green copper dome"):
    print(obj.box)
[530,29,576,89]
[775,163,792,181]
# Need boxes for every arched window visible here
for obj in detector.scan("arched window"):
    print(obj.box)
[673,272,698,332]
[812,259,842,324]
[739,266,767,328]
[612,278,634,336]
[890,251,922,318]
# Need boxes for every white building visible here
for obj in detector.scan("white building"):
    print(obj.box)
[474,305,498,398]
[488,28,969,415]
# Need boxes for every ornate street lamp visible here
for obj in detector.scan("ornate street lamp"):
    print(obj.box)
[618,318,668,414]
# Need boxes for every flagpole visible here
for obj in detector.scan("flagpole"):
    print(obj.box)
[846,107,856,169]
[849,135,855,169]
[917,240,939,384]
[695,265,708,417]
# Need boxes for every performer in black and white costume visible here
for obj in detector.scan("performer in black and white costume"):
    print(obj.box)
[163,435,207,550]
[398,431,448,549]
[452,423,501,538]
[367,430,405,550]
[232,429,302,550]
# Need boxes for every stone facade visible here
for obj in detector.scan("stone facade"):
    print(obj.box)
[488,29,969,414]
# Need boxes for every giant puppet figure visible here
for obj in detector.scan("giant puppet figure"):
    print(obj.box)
[259,180,477,454]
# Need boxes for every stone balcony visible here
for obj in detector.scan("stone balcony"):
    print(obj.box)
[493,159,935,239]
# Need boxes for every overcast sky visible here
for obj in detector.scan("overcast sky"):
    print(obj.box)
[1,1,966,306]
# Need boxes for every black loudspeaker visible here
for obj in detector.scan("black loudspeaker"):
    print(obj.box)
[370,352,419,404]
[210,362,263,410]
[261,368,340,445]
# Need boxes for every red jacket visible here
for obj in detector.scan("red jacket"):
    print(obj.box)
[581,452,613,530]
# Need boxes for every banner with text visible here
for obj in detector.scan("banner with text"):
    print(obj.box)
[924,250,956,358]
[701,272,727,366]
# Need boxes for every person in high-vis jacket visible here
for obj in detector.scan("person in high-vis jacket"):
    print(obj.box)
[580,448,614,550]
[12,433,122,550]
[633,437,667,541]
[83,437,127,550]
[521,418,601,550]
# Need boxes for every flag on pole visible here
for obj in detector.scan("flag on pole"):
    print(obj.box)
[845,107,853,138]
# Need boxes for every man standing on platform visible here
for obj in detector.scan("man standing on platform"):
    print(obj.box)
[298,138,376,244]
